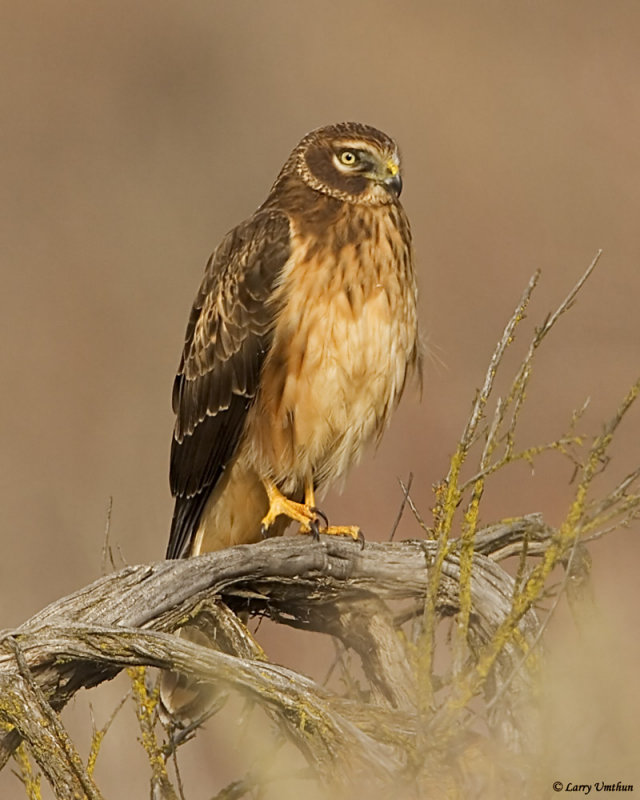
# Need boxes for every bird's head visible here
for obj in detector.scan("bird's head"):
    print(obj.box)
[291,122,404,205]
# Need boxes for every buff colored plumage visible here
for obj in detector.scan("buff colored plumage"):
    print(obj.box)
[168,122,420,559]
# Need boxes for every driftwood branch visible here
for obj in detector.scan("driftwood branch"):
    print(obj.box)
[0,517,551,792]
[0,638,104,800]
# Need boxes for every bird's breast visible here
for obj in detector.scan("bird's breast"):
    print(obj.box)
[244,205,419,493]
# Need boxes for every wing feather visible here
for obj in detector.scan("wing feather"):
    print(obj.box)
[167,209,291,559]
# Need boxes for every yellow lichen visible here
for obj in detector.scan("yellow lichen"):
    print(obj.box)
[14,743,41,800]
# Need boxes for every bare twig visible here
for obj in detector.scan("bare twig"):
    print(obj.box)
[101,496,115,575]
[389,473,413,541]
[87,690,130,778]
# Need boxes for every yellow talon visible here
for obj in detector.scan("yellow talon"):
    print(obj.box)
[260,478,363,545]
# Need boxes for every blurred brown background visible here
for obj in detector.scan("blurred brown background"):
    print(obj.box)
[1,1,639,796]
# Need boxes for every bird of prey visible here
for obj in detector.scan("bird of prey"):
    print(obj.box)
[167,121,420,560]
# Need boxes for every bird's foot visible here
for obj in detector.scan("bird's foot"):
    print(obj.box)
[260,479,364,547]
[260,485,321,537]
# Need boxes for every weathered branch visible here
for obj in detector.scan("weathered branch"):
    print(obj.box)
[0,519,546,785]
[0,639,104,800]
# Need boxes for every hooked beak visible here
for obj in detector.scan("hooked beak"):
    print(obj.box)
[383,159,403,196]
[384,171,403,197]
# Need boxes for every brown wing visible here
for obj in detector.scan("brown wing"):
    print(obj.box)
[167,209,291,559]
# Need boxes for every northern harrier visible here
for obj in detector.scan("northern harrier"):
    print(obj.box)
[167,122,420,560]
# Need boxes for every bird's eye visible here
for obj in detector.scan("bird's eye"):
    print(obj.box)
[339,150,358,166]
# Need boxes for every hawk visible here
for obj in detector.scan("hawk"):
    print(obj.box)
[167,122,420,560]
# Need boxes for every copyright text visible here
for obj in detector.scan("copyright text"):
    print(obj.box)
[553,783,634,794]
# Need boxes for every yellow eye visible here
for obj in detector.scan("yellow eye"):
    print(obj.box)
[339,150,357,166]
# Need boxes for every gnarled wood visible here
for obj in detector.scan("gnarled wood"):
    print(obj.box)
[0,518,549,790]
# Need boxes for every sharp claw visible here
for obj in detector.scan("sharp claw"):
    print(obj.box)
[357,529,365,550]
[260,524,269,539]
[309,518,321,541]
[310,506,329,528]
